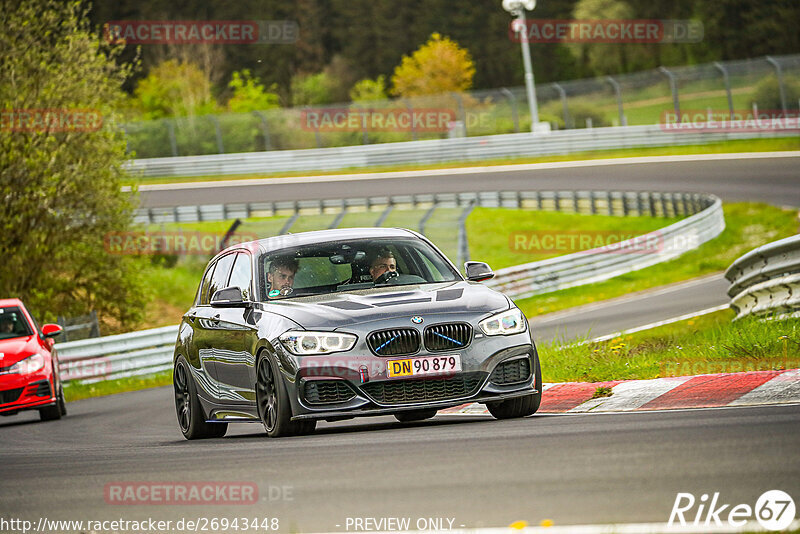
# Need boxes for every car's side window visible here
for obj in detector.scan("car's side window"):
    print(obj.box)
[228,253,253,301]
[198,261,217,305]
[207,253,236,303]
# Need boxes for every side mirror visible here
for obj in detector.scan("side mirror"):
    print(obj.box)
[464,261,495,282]
[210,287,249,308]
[41,324,63,338]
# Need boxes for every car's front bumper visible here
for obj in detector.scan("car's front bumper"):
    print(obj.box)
[0,371,56,415]
[279,338,539,421]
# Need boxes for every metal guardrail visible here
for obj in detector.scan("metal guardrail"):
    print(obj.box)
[57,325,177,383]
[724,234,800,319]
[64,189,723,384]
[125,122,798,178]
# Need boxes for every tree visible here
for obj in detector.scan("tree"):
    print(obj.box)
[0,0,147,328]
[133,59,218,119]
[390,33,476,97]
[349,76,388,102]
[291,72,335,106]
[227,70,281,112]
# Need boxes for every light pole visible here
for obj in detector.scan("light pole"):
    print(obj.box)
[503,0,540,133]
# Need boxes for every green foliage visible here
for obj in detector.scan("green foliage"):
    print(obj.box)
[0,0,147,329]
[391,33,476,98]
[133,59,218,119]
[227,70,281,113]
[349,76,388,102]
[753,76,800,111]
[291,72,335,106]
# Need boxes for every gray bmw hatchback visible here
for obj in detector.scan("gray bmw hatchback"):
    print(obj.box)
[173,227,541,439]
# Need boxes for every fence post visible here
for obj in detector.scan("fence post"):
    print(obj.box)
[658,66,681,121]
[765,56,788,114]
[166,119,178,156]
[252,111,272,151]
[208,115,225,154]
[500,88,519,133]
[456,200,476,269]
[305,106,322,148]
[552,82,570,128]
[452,92,467,136]
[605,76,627,126]
[405,100,418,141]
[713,61,735,120]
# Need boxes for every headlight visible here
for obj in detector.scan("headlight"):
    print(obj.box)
[8,354,45,374]
[479,308,527,336]
[279,331,357,355]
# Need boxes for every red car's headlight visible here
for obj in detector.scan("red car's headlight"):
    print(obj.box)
[8,354,45,374]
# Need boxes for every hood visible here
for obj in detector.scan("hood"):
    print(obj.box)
[260,281,509,329]
[0,336,39,366]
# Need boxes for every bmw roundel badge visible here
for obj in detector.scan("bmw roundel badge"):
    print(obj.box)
[411,316,423,324]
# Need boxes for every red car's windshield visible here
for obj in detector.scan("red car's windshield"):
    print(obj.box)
[0,307,33,340]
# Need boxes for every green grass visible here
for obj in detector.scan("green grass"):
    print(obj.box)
[125,137,800,186]
[539,309,800,384]
[467,208,680,270]
[64,369,172,402]
[514,202,799,317]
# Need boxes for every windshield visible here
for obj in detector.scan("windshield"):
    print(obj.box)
[258,237,460,300]
[0,307,33,340]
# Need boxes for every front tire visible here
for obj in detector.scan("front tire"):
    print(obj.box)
[487,353,543,420]
[39,379,62,421]
[256,352,315,438]
[174,356,228,439]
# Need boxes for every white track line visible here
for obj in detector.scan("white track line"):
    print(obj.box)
[586,304,730,344]
[129,151,800,192]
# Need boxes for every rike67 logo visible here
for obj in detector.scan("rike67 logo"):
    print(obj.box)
[669,490,796,531]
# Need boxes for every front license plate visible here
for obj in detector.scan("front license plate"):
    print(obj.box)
[387,354,462,378]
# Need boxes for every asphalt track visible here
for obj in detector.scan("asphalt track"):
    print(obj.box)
[137,153,800,208]
[1,388,798,532]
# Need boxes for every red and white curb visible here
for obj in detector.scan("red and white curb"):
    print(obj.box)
[439,369,800,415]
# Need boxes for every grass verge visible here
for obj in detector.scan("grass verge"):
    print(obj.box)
[63,369,172,402]
[126,137,799,186]
[514,202,798,317]
[539,309,800,384]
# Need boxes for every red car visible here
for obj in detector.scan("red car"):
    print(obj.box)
[0,298,67,421]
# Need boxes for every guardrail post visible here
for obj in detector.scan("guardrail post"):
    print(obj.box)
[279,212,299,235]
[590,191,597,215]
[572,191,579,213]
[552,83,570,128]
[765,56,788,114]
[209,115,225,154]
[166,119,178,156]
[713,62,735,120]
[607,191,614,215]
[329,208,347,229]
[605,76,627,126]
[375,204,393,226]
[252,111,273,151]
[648,192,657,217]
[658,66,681,122]
[500,88,520,133]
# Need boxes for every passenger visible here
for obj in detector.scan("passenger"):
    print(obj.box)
[267,256,299,299]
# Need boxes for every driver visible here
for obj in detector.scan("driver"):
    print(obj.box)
[369,249,398,283]
[267,256,299,299]
[0,315,14,334]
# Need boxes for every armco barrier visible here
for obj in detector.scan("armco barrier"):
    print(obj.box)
[724,234,800,319]
[61,190,723,384]
[125,123,798,178]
